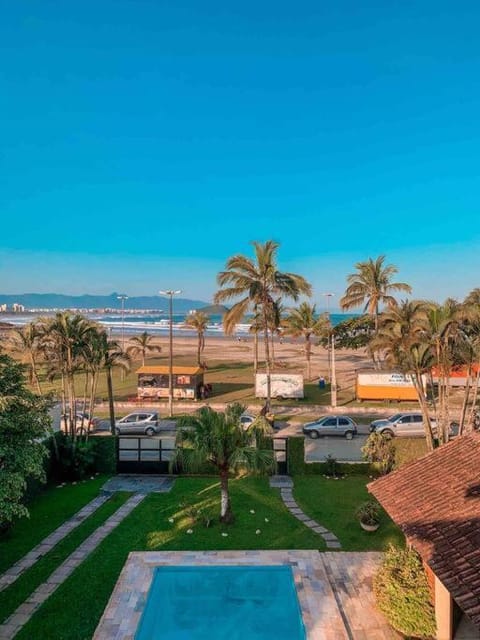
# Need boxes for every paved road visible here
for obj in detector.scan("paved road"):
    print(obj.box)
[304,422,371,463]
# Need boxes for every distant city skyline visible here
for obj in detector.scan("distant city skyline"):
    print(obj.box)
[2,2,479,304]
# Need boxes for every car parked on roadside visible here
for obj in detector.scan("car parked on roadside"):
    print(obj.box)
[115,412,160,436]
[370,412,436,438]
[61,412,100,435]
[302,416,358,439]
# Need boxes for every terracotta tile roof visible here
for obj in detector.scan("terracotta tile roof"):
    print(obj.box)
[136,366,202,375]
[369,433,480,627]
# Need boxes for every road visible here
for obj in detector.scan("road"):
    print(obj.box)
[304,423,371,463]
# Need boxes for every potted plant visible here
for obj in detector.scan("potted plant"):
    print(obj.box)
[356,501,380,531]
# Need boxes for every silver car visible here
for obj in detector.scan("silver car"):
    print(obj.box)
[115,412,160,436]
[303,416,358,440]
[370,413,435,438]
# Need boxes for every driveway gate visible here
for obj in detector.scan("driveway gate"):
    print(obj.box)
[117,436,175,474]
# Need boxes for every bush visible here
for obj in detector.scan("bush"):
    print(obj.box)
[355,500,380,526]
[362,433,396,475]
[90,435,116,474]
[56,435,96,480]
[374,544,436,638]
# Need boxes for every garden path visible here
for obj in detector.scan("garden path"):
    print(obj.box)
[270,475,342,549]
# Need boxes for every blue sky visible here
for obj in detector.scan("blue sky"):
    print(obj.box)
[1,1,479,309]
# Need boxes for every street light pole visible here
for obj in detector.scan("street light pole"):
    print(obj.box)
[322,293,337,408]
[159,289,182,417]
[117,295,128,352]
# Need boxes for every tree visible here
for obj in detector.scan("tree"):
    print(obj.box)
[0,353,50,530]
[185,312,209,367]
[282,303,329,379]
[9,323,43,393]
[340,255,412,332]
[126,331,161,367]
[173,404,275,523]
[98,334,131,434]
[214,241,311,408]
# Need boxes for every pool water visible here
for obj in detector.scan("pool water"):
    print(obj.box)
[135,565,306,640]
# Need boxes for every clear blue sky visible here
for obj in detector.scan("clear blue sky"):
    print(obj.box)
[1,1,479,309]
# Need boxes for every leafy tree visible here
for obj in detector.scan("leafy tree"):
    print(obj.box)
[318,315,375,350]
[374,545,436,639]
[9,322,43,393]
[173,404,275,523]
[126,331,161,366]
[282,303,329,379]
[340,255,411,332]
[0,353,50,531]
[361,432,396,475]
[215,240,311,408]
[185,312,209,366]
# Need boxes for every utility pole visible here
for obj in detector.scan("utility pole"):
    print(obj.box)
[117,295,128,352]
[322,293,337,408]
[159,289,181,417]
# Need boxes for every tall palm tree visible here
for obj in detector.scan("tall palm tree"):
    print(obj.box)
[282,303,330,380]
[173,404,275,523]
[126,331,161,366]
[10,322,42,393]
[340,255,412,332]
[185,311,209,367]
[97,333,131,434]
[214,240,311,408]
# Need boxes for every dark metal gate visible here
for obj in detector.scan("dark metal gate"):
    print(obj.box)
[273,437,288,475]
[117,436,175,474]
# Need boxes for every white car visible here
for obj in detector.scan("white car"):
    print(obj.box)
[115,412,160,436]
[61,412,99,435]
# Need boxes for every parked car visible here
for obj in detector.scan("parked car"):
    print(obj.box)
[239,412,256,430]
[61,412,100,435]
[115,412,160,436]
[302,416,358,439]
[370,413,437,438]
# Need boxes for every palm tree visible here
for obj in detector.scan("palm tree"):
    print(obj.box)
[126,331,161,366]
[185,311,209,367]
[214,240,311,408]
[340,255,412,332]
[173,404,275,523]
[282,303,330,379]
[10,322,42,393]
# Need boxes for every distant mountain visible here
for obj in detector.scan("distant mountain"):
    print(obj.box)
[0,292,210,313]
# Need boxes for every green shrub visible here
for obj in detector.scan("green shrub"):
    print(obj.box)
[90,436,116,474]
[362,432,396,475]
[57,435,96,480]
[374,544,436,638]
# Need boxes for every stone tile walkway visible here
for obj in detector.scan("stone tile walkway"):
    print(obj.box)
[0,494,110,593]
[270,477,342,549]
[0,494,145,640]
[94,550,398,640]
[101,474,175,494]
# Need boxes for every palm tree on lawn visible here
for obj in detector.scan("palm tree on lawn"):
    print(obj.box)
[282,303,330,380]
[185,311,209,367]
[126,331,161,366]
[10,322,42,393]
[99,334,131,434]
[173,404,275,524]
[340,255,412,332]
[214,240,311,408]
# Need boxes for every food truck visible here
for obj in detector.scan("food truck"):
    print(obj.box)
[136,366,205,400]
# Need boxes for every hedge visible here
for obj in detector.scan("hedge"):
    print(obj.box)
[90,436,116,474]
[287,437,372,475]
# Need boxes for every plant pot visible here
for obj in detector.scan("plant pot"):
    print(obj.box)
[360,521,379,532]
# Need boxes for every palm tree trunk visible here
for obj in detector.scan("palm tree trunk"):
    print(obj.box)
[197,332,202,367]
[253,332,258,373]
[271,331,275,365]
[262,302,272,410]
[30,353,42,394]
[467,368,480,431]
[107,367,116,435]
[306,335,311,380]
[142,349,146,367]
[458,364,472,435]
[219,469,234,524]
[412,373,435,451]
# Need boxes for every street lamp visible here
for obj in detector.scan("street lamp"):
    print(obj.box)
[117,295,128,351]
[321,293,337,408]
[159,289,182,417]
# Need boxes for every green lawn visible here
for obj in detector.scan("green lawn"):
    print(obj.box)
[293,475,404,551]
[0,475,110,574]
[0,492,131,624]
[16,476,325,640]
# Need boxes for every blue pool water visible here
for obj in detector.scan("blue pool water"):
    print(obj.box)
[135,565,306,640]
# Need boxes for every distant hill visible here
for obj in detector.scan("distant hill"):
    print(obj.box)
[197,304,229,315]
[0,292,210,313]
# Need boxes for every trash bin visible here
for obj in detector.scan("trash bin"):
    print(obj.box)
[318,377,326,389]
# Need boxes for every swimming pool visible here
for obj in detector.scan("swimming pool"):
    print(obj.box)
[135,565,306,640]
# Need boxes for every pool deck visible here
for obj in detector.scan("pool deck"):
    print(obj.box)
[93,550,400,640]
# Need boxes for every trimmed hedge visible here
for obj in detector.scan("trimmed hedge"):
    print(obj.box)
[287,437,372,476]
[90,436,116,474]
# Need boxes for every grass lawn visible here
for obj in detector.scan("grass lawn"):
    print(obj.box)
[0,492,131,624]
[16,476,325,640]
[0,475,110,574]
[293,475,404,552]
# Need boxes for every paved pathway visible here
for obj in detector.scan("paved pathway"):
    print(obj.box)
[0,494,145,640]
[0,494,110,593]
[270,475,342,549]
[101,474,175,494]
